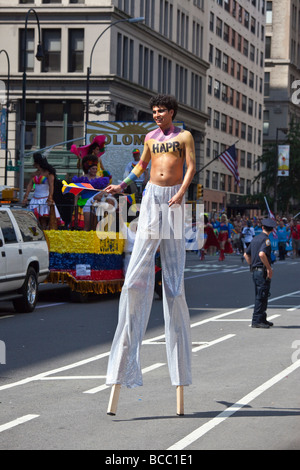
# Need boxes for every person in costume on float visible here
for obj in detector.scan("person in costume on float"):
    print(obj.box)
[217,213,233,261]
[123,148,149,198]
[22,153,62,229]
[70,154,111,230]
[70,135,112,181]
[99,94,196,415]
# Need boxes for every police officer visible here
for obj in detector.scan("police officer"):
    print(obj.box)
[244,217,277,328]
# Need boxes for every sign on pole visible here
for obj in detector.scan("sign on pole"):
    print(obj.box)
[278,145,290,176]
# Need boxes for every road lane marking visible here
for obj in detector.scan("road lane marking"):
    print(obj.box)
[192,334,235,352]
[168,358,300,450]
[36,302,66,309]
[40,375,107,380]
[0,414,39,433]
[287,305,300,311]
[1,290,299,392]
[83,363,166,394]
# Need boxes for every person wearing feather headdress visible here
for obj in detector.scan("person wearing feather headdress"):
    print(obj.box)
[70,135,112,181]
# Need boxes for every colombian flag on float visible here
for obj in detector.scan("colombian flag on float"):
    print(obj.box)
[44,230,125,294]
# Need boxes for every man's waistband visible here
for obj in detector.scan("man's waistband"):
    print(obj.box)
[251,266,265,272]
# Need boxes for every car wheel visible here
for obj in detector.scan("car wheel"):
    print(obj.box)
[13,267,38,313]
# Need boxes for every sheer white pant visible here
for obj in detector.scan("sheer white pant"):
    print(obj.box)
[106,183,192,388]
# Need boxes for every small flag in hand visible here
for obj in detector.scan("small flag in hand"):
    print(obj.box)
[219,145,240,186]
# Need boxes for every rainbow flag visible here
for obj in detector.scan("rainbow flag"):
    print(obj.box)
[62,181,101,200]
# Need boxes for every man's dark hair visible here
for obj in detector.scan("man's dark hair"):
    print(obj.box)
[149,94,178,119]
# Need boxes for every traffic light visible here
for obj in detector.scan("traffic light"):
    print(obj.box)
[197,184,203,199]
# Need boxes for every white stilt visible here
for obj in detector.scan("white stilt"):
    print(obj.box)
[176,385,184,416]
[107,384,121,416]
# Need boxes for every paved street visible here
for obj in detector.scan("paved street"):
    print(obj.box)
[0,252,300,452]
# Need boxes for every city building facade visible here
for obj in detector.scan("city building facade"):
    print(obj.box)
[205,0,265,216]
[263,0,300,143]
[0,0,209,198]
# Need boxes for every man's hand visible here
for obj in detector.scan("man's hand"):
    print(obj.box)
[105,184,123,195]
[168,190,184,207]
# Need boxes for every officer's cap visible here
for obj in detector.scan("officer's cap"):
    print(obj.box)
[262,217,277,228]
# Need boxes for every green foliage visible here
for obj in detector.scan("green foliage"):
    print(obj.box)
[254,121,300,213]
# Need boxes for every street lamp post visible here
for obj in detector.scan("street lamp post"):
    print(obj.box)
[19,8,44,200]
[85,17,144,134]
[274,127,288,214]
[0,49,10,185]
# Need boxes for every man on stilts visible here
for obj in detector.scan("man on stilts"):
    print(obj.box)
[103,94,196,415]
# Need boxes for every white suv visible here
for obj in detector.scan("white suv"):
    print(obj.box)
[0,207,49,313]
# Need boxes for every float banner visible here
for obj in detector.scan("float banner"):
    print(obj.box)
[86,121,183,184]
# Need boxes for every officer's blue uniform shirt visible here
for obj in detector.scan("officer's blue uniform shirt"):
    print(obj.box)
[246,232,272,268]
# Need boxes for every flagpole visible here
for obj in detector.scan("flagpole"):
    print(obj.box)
[194,140,239,177]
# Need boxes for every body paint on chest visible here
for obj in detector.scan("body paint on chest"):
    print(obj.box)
[152,140,182,157]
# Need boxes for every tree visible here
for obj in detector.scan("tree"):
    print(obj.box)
[253,120,300,214]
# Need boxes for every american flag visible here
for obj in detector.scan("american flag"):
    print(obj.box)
[219,145,240,186]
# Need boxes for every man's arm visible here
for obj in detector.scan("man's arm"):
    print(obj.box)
[244,253,251,265]
[259,251,273,279]
[168,131,196,206]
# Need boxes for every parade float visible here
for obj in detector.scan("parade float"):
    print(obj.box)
[43,135,127,297]
[44,229,125,296]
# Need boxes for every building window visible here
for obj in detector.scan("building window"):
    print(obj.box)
[247,153,252,169]
[206,139,211,158]
[210,12,214,32]
[265,36,271,58]
[266,1,273,23]
[216,18,223,37]
[139,45,153,89]
[209,44,213,63]
[42,0,62,3]
[221,113,227,132]
[117,33,134,82]
[223,23,229,42]
[212,172,219,190]
[239,178,245,195]
[240,150,245,167]
[223,53,229,72]
[242,67,248,84]
[241,122,246,139]
[19,29,34,72]
[215,48,221,68]
[70,0,85,4]
[206,170,210,188]
[207,107,212,126]
[42,29,61,72]
[220,174,225,191]
[158,56,172,94]
[222,83,228,102]
[248,99,253,115]
[175,64,188,104]
[68,29,84,72]
[264,72,270,96]
[214,79,221,98]
[191,73,202,110]
[213,110,220,129]
[263,110,270,135]
[213,141,219,158]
